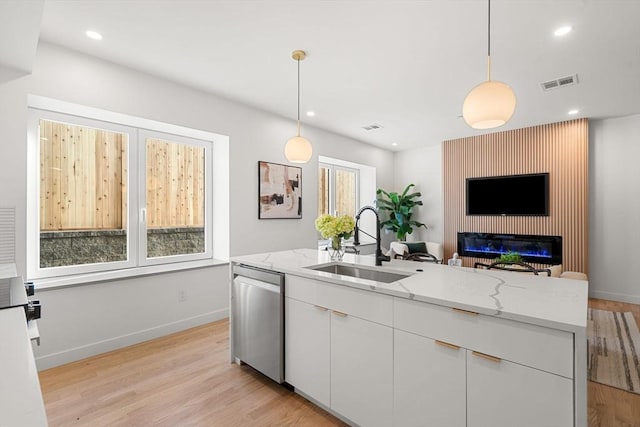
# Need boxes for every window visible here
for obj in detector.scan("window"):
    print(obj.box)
[317,156,377,245]
[38,118,131,269]
[140,130,210,264]
[318,162,359,218]
[27,101,224,281]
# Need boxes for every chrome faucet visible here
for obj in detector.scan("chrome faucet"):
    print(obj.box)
[353,205,391,266]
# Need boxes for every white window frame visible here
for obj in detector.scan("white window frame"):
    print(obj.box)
[317,156,377,245]
[138,129,213,266]
[27,109,138,278]
[319,162,360,217]
[26,96,227,285]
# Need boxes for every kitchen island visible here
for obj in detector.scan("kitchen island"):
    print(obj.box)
[230,249,588,427]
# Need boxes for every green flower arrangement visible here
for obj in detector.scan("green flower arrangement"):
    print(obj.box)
[315,214,356,250]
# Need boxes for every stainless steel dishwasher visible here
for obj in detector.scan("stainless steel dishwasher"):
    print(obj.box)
[232,264,285,383]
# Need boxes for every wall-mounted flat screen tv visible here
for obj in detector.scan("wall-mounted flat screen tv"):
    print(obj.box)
[466,173,549,216]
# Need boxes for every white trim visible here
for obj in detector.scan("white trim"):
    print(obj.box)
[31,258,228,290]
[589,289,640,305]
[34,308,229,370]
[27,95,225,142]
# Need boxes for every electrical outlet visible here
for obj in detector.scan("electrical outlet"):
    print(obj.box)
[178,290,187,302]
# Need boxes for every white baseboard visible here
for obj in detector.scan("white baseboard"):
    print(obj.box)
[35,308,229,371]
[589,290,640,305]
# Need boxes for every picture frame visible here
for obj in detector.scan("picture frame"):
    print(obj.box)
[258,161,302,219]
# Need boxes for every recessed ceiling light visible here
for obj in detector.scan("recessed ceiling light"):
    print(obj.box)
[306,111,315,117]
[568,109,579,115]
[391,142,398,147]
[554,26,572,37]
[86,30,103,40]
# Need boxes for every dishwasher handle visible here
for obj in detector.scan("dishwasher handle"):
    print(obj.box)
[233,264,284,287]
[234,275,281,294]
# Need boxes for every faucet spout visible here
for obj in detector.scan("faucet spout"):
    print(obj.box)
[354,205,391,266]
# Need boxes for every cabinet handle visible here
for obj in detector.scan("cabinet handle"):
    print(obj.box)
[452,307,479,316]
[435,340,461,351]
[332,310,348,317]
[314,305,329,311]
[472,351,502,363]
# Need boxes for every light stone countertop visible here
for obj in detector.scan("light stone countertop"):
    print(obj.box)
[231,248,588,333]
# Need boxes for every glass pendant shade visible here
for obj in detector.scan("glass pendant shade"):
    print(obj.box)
[462,80,516,129]
[284,135,313,163]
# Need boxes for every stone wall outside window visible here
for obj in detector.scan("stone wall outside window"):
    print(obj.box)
[40,228,205,268]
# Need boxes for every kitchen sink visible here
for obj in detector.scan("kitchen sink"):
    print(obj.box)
[307,263,411,284]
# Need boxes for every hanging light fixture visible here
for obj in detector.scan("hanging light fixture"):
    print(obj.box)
[462,0,516,129]
[284,50,313,163]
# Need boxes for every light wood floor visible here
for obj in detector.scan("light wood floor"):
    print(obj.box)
[39,299,640,427]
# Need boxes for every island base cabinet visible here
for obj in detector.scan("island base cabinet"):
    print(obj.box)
[284,297,330,408]
[467,350,574,427]
[393,330,466,427]
[331,312,393,427]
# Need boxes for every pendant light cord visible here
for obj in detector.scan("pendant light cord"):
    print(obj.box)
[486,0,492,81]
[296,57,301,136]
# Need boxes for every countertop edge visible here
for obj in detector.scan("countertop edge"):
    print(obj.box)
[230,249,588,333]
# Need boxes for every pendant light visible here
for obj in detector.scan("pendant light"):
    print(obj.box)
[284,50,313,163]
[462,0,516,129]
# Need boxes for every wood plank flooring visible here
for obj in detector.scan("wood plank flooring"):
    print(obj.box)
[39,320,346,427]
[39,299,640,427]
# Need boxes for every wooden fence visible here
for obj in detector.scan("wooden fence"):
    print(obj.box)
[40,120,127,230]
[145,138,204,228]
[39,120,204,231]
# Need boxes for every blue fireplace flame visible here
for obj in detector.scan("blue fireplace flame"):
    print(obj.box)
[463,241,552,259]
[457,233,562,264]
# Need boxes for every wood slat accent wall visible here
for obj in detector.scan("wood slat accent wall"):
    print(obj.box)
[443,119,588,273]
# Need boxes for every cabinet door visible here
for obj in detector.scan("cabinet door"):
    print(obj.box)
[394,330,466,427]
[284,297,330,407]
[331,311,393,427]
[467,350,573,427]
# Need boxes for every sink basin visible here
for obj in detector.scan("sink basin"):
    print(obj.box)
[307,263,411,284]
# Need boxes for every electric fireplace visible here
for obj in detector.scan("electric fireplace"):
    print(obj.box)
[457,232,562,265]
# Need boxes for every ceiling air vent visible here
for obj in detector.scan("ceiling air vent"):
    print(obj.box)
[541,74,578,91]
[362,124,384,131]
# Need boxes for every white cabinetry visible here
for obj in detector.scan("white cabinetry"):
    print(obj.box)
[284,297,330,407]
[467,350,573,427]
[394,298,575,427]
[285,275,393,426]
[331,311,392,427]
[284,274,577,427]
[394,329,466,427]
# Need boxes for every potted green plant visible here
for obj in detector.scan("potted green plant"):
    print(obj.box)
[376,183,427,241]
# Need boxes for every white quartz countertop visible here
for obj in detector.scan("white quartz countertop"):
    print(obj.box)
[231,248,588,333]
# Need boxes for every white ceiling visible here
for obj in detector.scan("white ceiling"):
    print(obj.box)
[31,0,640,150]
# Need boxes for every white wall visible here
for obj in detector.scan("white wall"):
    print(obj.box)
[589,114,640,304]
[393,144,443,244]
[0,42,394,369]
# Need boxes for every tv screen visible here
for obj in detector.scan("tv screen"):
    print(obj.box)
[466,173,549,216]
